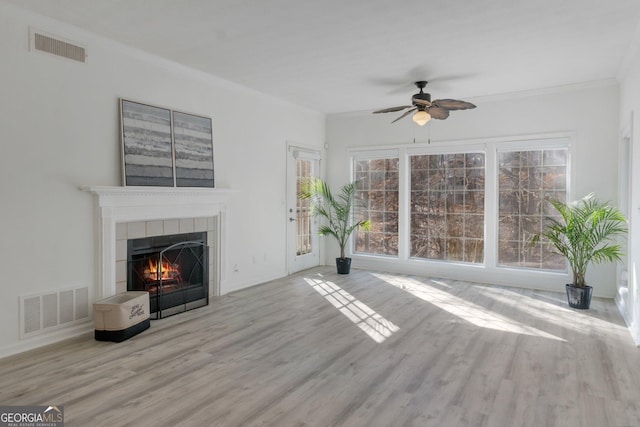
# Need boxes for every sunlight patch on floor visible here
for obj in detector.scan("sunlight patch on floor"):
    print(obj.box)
[305,277,399,343]
[373,273,565,342]
[482,287,625,334]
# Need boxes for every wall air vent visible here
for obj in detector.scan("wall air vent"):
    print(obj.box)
[20,286,90,338]
[30,28,87,63]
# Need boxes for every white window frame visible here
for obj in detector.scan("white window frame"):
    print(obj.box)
[346,133,574,288]
[494,138,572,274]
[350,148,401,259]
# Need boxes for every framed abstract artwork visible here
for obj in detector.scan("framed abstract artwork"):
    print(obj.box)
[120,99,174,186]
[172,111,214,188]
[120,99,214,188]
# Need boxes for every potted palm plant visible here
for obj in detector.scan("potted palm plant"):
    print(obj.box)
[535,193,627,309]
[300,178,371,274]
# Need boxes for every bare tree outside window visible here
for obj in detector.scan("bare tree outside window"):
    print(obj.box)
[354,158,399,256]
[410,153,485,263]
[349,140,568,271]
[497,148,567,270]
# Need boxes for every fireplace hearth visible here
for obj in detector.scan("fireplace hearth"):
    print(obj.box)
[128,232,208,319]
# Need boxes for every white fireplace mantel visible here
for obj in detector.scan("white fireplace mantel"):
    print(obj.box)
[82,186,233,299]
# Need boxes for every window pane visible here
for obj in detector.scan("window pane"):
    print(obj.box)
[354,158,399,256]
[410,153,485,263]
[497,148,568,270]
[296,159,313,255]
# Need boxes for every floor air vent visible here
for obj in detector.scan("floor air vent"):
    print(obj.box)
[30,28,87,63]
[20,287,90,338]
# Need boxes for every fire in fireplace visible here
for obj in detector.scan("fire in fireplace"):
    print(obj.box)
[127,232,208,319]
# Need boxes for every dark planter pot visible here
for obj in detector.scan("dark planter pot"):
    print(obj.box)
[565,284,593,309]
[336,257,352,274]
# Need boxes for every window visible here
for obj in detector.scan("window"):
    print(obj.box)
[497,148,567,270]
[354,157,399,256]
[410,153,485,263]
[350,136,571,281]
[348,136,570,278]
[296,158,313,255]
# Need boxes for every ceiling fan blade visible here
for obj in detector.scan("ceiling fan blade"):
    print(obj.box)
[373,105,412,114]
[427,107,450,120]
[413,98,432,107]
[432,99,476,110]
[391,108,417,123]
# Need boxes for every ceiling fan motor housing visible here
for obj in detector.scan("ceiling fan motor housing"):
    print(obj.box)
[412,92,431,106]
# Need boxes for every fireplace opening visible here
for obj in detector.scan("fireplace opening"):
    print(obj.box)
[127,232,208,319]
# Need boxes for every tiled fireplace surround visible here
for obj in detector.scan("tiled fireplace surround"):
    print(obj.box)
[114,217,216,295]
[83,186,231,301]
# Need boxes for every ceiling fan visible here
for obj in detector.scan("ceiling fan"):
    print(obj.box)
[372,81,476,126]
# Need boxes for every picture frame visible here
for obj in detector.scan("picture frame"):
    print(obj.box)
[172,111,215,188]
[120,99,174,187]
[120,99,215,188]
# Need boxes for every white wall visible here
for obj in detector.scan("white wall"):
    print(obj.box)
[0,3,325,356]
[326,82,621,297]
[619,39,640,344]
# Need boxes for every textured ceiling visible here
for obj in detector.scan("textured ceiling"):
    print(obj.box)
[4,0,640,114]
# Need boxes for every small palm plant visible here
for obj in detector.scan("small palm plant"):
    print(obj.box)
[300,178,371,262]
[535,193,627,288]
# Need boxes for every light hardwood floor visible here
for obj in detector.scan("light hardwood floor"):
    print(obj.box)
[1,267,639,427]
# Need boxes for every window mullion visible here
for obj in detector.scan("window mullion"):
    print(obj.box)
[398,147,410,261]
[485,143,498,269]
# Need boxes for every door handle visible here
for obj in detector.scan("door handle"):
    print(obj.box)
[289,217,297,222]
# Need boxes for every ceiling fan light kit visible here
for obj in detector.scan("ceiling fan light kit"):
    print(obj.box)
[412,110,431,126]
[373,80,476,125]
